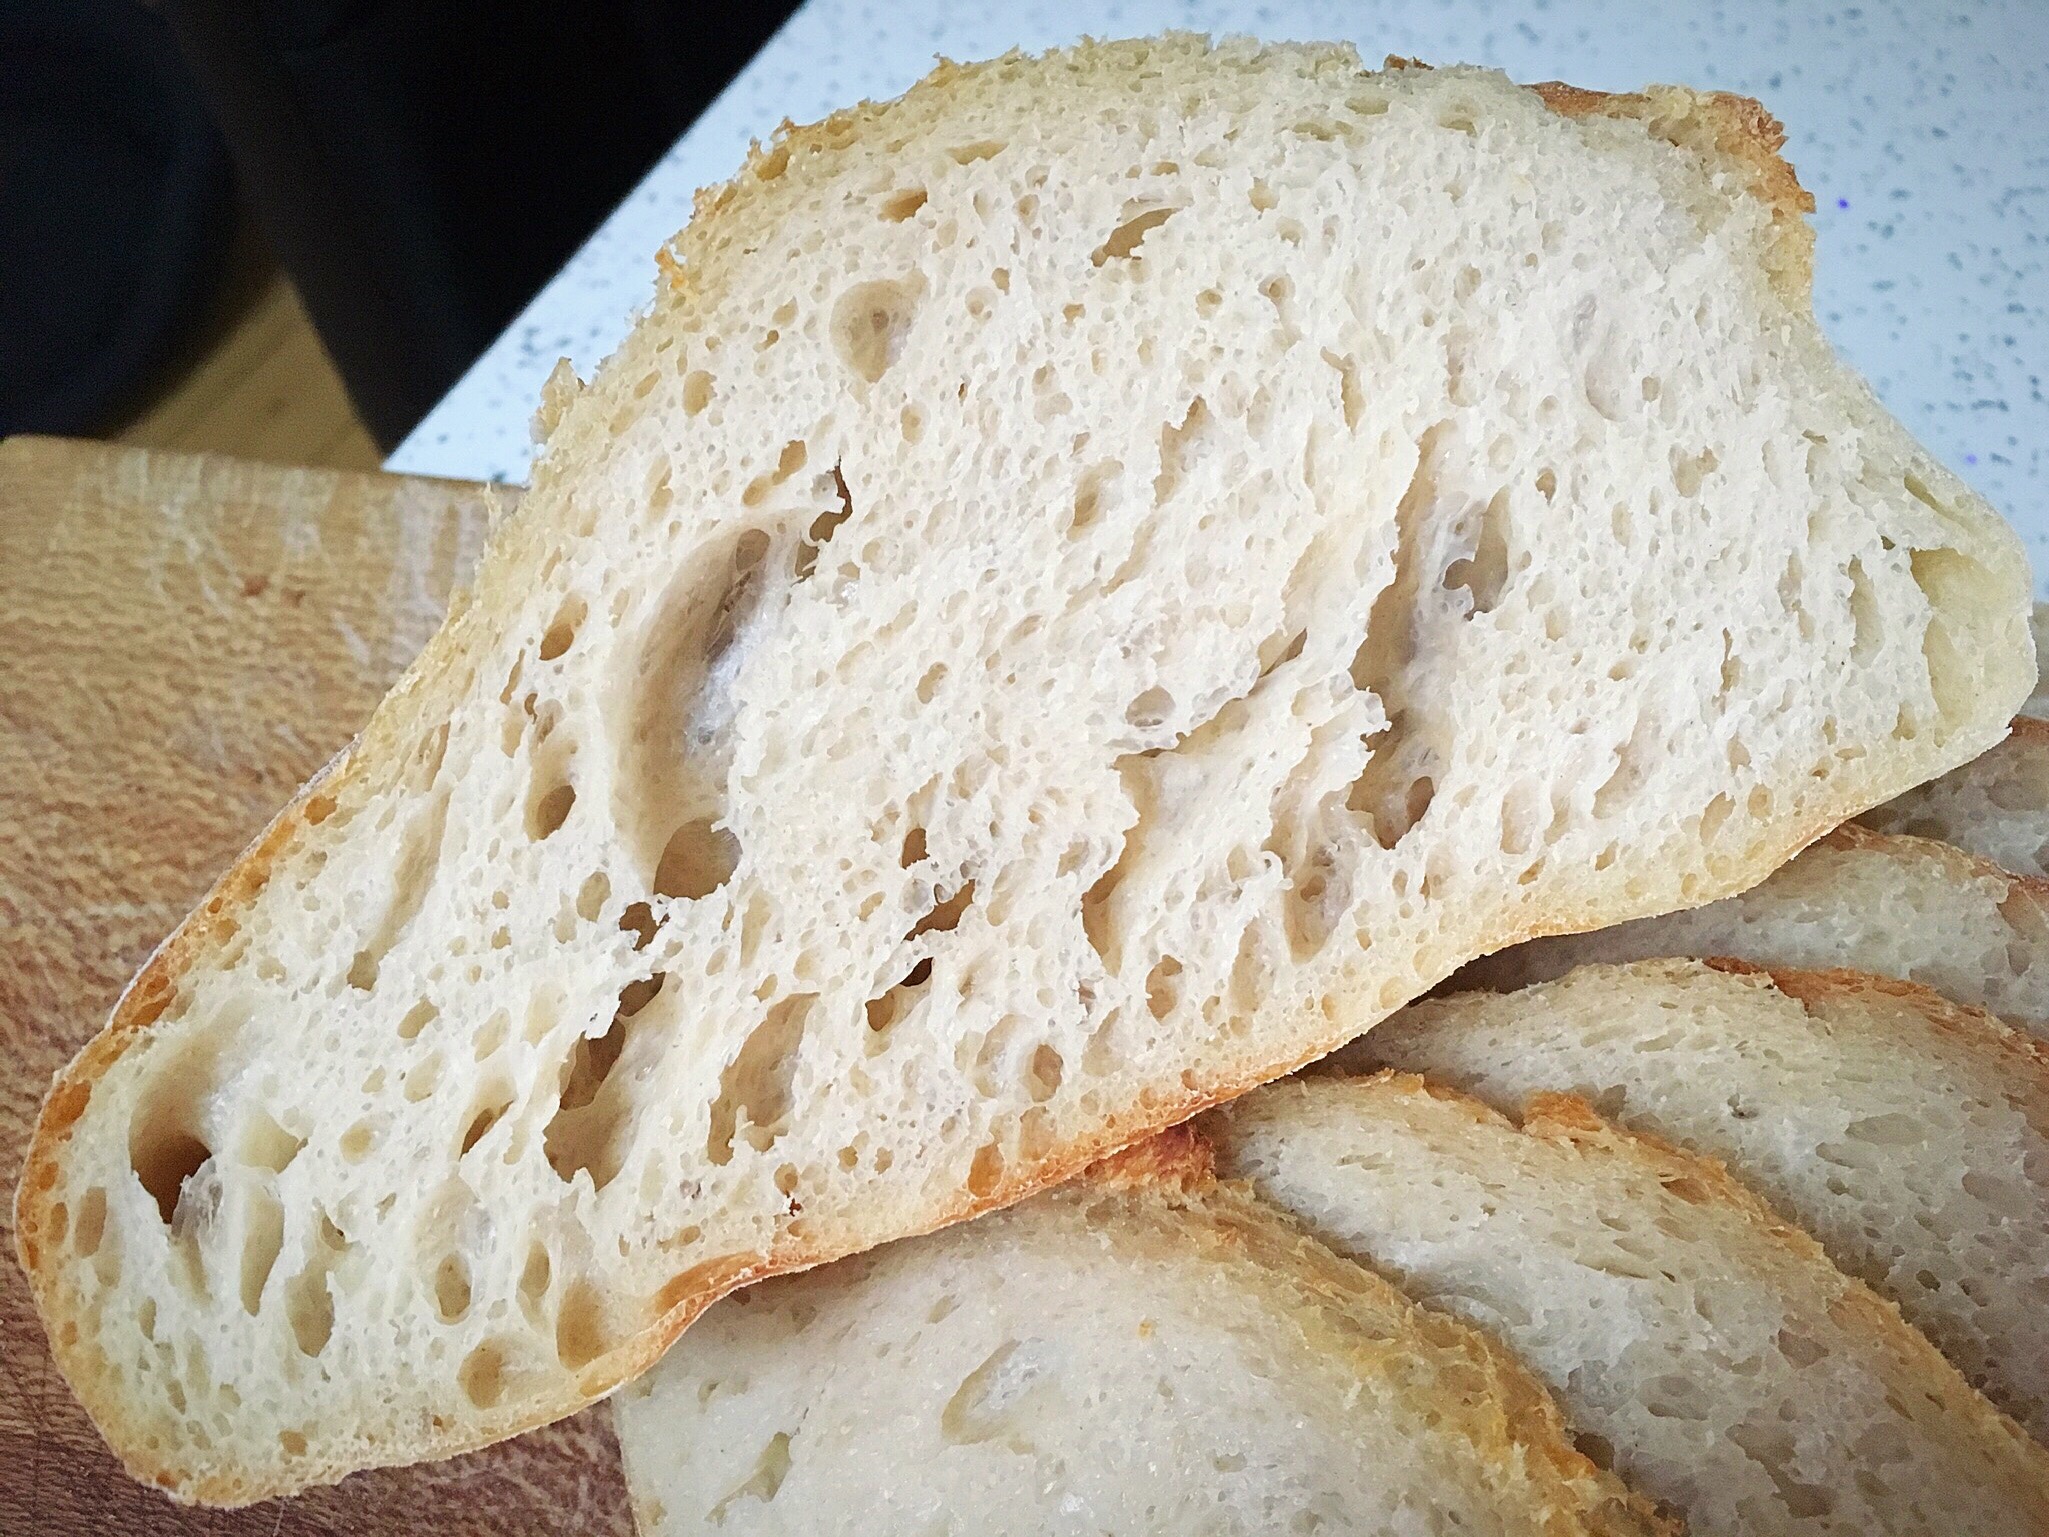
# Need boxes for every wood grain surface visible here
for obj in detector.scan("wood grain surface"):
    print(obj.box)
[0,437,634,1533]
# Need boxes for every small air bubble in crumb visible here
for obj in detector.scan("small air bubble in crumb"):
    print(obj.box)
[880,187,927,222]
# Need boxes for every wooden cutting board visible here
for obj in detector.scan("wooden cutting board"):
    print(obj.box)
[0,436,635,1534]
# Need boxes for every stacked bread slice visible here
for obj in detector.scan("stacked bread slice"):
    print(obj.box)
[615,946,2049,1535]
[1203,1073,2049,1533]
[1459,826,2049,1038]
[13,32,2045,1525]
[612,1130,1673,1537]
[1339,958,2049,1436]
[1849,604,2049,873]
[615,997,2049,1535]
[1861,716,2049,878]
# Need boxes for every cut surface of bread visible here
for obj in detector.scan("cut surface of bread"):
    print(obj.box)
[17,37,2033,1502]
[1460,825,2049,1039]
[1863,716,2049,877]
[1337,958,2049,1437]
[1206,1074,2049,1534]
[612,1132,1670,1537]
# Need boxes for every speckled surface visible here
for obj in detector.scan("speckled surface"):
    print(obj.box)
[388,0,2049,587]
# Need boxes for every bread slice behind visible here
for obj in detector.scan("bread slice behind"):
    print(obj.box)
[2026,604,2049,719]
[1862,717,2049,877]
[18,37,2033,1502]
[611,1130,1671,1537]
[1206,1074,2049,1534]
[1337,958,2049,1437]
[1458,825,2049,1040]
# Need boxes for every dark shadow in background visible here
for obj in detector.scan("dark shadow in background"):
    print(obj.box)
[0,0,236,437]
[1,0,799,446]
[165,0,802,446]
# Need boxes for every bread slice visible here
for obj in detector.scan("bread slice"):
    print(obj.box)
[1860,611,2049,871]
[1336,958,2049,1437]
[1459,825,2049,1039]
[1205,1074,2049,1534]
[611,1129,1671,1537]
[1862,716,2049,877]
[17,38,2032,1502]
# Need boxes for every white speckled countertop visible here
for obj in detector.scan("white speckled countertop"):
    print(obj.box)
[389,0,2049,585]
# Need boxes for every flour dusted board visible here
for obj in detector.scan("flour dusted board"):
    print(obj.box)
[0,437,632,1533]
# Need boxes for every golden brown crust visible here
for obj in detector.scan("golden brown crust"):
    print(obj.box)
[1520,1087,1810,1242]
[1083,1122,1217,1193]
[1693,953,1769,979]
[1531,79,1816,299]
[1348,1067,1519,1125]
[1526,80,1604,115]
[1374,56,1817,299]
[1730,961,2049,1133]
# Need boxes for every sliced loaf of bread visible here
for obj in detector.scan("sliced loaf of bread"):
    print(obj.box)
[1337,958,2049,1436]
[1863,716,2049,877]
[611,1130,1671,1537]
[1459,826,2049,1039]
[17,37,2032,1502]
[2027,604,2049,718]
[1206,1074,2049,1534]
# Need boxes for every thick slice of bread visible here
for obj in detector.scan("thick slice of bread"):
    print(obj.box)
[17,38,2032,1502]
[1863,716,2049,877]
[1460,825,2049,1038]
[1336,958,2049,1436]
[612,1130,1670,1537]
[1206,1075,2049,1534]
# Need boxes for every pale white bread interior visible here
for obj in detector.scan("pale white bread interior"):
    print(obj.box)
[1205,1074,2049,1535]
[611,1131,1670,1537]
[1334,957,2049,1437]
[1862,716,2049,878]
[16,37,2034,1503]
[1459,825,2049,1040]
